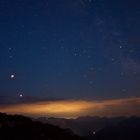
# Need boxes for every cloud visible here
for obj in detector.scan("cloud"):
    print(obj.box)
[0,96,63,105]
[0,97,140,118]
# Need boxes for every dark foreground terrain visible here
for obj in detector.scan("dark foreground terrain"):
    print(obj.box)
[1,113,140,140]
[38,116,140,140]
[0,113,84,140]
[87,116,140,140]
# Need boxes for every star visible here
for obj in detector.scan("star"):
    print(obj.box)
[83,50,87,54]
[111,58,115,61]
[74,53,78,56]
[87,55,92,58]
[19,94,23,98]
[120,72,124,76]
[93,131,96,135]
[8,47,12,50]
[9,55,13,59]
[10,74,15,79]
[119,46,122,49]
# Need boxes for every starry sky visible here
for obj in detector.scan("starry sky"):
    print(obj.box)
[0,0,140,117]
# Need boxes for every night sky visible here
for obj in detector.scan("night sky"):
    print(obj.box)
[0,0,140,117]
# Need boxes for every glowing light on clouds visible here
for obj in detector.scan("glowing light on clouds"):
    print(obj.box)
[0,97,140,118]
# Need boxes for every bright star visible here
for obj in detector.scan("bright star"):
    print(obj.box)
[10,74,15,79]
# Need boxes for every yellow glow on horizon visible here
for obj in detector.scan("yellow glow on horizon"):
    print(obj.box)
[0,100,99,118]
[0,97,140,118]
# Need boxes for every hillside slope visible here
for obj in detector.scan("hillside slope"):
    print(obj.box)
[0,113,84,140]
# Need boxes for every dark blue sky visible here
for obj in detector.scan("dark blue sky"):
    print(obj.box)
[0,0,140,99]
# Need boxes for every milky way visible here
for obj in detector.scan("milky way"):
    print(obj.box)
[0,0,140,103]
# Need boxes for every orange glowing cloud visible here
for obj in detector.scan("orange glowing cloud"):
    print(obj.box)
[0,97,140,118]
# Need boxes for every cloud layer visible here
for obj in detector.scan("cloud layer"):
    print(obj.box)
[0,97,140,118]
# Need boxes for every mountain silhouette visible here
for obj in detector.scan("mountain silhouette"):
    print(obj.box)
[37,116,140,140]
[88,116,140,140]
[1,113,140,140]
[37,116,126,136]
[0,113,84,140]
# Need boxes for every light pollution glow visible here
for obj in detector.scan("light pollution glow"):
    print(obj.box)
[0,97,140,118]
